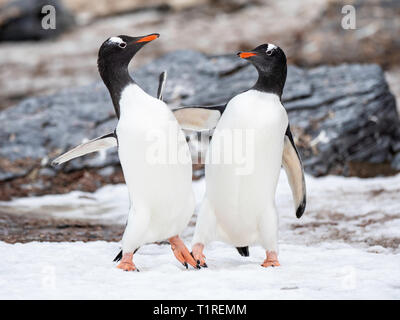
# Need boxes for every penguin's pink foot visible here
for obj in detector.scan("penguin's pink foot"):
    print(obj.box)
[261,251,280,268]
[191,243,207,268]
[169,235,200,269]
[117,252,138,272]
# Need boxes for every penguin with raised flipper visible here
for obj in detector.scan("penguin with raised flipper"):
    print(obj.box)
[52,71,168,166]
[53,34,198,271]
[179,44,306,267]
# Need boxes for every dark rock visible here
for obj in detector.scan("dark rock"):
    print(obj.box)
[392,153,400,170]
[0,50,399,198]
[0,0,75,42]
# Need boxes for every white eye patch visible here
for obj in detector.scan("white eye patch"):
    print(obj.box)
[108,37,124,45]
[266,43,277,52]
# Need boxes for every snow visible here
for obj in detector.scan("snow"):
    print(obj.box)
[0,177,206,226]
[1,241,399,299]
[1,172,400,299]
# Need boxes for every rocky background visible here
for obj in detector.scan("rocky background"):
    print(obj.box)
[0,0,399,202]
[1,0,400,109]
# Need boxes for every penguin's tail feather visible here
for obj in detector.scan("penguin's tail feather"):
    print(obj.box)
[113,250,123,262]
[113,248,139,262]
[51,132,117,166]
[236,246,249,257]
[157,70,167,100]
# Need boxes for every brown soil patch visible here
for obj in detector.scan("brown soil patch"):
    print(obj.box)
[0,167,125,201]
[290,210,400,251]
[0,210,123,243]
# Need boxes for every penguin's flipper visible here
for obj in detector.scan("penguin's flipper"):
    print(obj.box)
[51,132,117,166]
[157,71,167,100]
[282,125,306,218]
[172,104,226,131]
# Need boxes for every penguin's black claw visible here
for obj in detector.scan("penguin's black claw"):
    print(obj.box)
[191,252,200,269]
[195,258,201,269]
[136,268,140,272]
[192,252,206,268]
[183,262,188,269]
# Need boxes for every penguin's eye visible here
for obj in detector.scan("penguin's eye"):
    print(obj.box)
[266,50,273,56]
[119,42,127,49]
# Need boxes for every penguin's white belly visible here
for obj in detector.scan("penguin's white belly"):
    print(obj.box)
[116,84,193,242]
[205,90,288,246]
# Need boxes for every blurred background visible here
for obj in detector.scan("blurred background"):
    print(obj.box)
[0,0,399,109]
[0,0,399,246]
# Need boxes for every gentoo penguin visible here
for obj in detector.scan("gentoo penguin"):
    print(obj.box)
[177,43,306,267]
[53,34,198,271]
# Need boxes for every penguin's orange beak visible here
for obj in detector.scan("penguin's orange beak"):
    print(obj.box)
[237,51,257,59]
[136,33,160,43]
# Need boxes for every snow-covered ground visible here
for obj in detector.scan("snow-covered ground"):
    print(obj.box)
[2,240,399,299]
[1,172,400,299]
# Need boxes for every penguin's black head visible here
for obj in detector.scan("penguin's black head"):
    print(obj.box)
[98,33,159,70]
[237,43,287,97]
[97,34,159,118]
